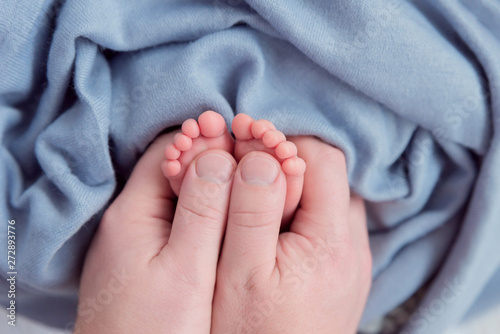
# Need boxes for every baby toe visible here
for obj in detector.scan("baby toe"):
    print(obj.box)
[262,130,286,149]
[165,144,181,160]
[175,133,193,151]
[182,119,200,139]
[251,119,277,139]
[232,113,254,140]
[162,160,182,177]
[276,141,298,160]
[282,157,306,176]
[198,110,226,137]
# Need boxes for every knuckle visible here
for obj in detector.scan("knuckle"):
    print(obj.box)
[219,263,271,297]
[178,200,223,227]
[243,272,266,295]
[240,267,269,296]
[230,209,280,228]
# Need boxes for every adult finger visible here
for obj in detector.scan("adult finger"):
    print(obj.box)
[290,137,351,243]
[101,132,178,259]
[221,151,286,276]
[120,132,177,220]
[164,149,236,272]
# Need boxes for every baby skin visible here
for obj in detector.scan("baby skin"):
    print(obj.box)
[160,110,306,224]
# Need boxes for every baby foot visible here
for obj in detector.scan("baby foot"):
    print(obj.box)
[161,110,235,195]
[232,113,306,225]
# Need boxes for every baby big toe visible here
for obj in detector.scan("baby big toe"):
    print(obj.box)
[198,110,226,137]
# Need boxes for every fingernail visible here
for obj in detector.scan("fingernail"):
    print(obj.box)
[241,156,279,185]
[196,153,234,183]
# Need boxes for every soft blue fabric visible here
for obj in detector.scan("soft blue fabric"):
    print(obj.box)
[1,0,499,332]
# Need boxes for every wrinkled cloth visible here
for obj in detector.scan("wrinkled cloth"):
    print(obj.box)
[1,0,499,332]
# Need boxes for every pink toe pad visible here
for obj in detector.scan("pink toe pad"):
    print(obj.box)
[182,119,200,139]
[282,157,306,176]
[251,120,276,139]
[232,113,254,140]
[165,144,181,160]
[164,160,181,176]
[198,110,226,137]
[262,130,286,148]
[276,141,297,160]
[175,134,193,151]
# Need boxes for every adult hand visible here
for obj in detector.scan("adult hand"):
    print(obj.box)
[75,132,237,334]
[211,136,372,334]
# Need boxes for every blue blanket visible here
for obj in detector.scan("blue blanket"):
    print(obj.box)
[1,0,499,332]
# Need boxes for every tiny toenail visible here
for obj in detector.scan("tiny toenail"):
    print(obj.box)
[241,156,279,185]
[196,153,234,183]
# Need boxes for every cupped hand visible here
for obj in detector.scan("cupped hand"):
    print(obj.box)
[211,136,372,334]
[75,132,237,334]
